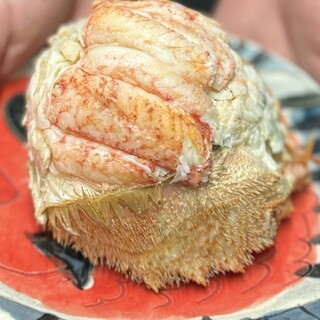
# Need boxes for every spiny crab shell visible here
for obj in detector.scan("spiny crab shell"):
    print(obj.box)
[26,0,306,291]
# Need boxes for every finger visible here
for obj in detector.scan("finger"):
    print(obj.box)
[0,0,76,79]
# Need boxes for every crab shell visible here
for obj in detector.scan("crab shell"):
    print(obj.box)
[26,0,306,291]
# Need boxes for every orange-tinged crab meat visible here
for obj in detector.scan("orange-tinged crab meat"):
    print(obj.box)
[44,126,168,188]
[81,45,213,117]
[84,4,217,87]
[48,67,212,185]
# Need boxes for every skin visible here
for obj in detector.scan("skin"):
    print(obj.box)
[214,0,320,83]
[0,0,91,80]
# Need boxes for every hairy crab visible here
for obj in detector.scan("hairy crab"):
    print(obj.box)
[26,0,307,291]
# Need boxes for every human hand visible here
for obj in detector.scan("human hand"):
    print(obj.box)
[0,0,92,81]
[214,0,320,83]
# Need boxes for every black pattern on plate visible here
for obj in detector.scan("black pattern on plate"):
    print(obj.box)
[244,299,320,319]
[30,233,93,290]
[4,93,27,142]
[36,314,62,320]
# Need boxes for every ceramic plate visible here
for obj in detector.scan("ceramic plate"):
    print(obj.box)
[1,40,320,320]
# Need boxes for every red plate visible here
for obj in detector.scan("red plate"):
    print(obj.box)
[0,78,318,319]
